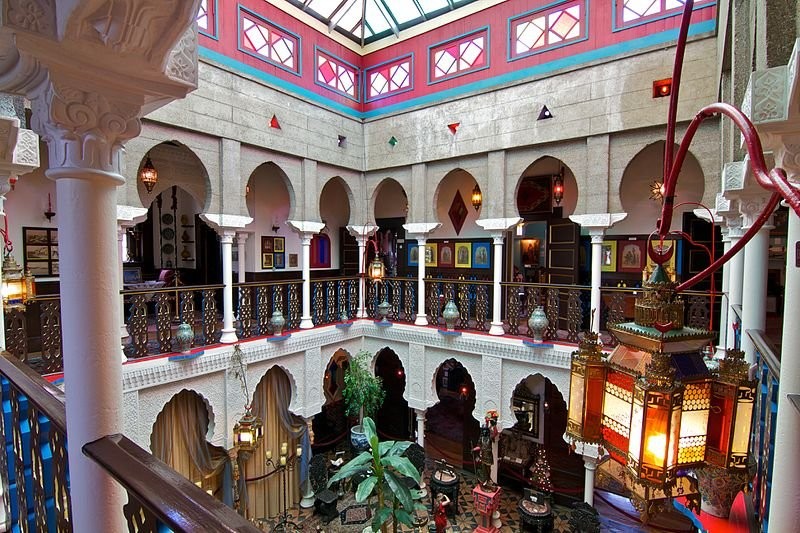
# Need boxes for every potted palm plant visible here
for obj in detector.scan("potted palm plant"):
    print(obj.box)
[328,417,425,533]
[343,350,386,452]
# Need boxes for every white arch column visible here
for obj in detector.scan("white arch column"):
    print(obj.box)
[236,232,248,283]
[403,223,440,326]
[289,221,325,328]
[347,224,378,318]
[116,206,147,358]
[569,214,626,332]
[476,218,521,335]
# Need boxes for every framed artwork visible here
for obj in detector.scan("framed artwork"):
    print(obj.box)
[520,238,540,267]
[123,267,143,284]
[310,234,331,268]
[517,176,552,216]
[274,253,285,269]
[261,236,273,253]
[439,243,454,267]
[425,243,438,267]
[473,242,491,269]
[262,253,273,269]
[407,243,419,267]
[448,191,468,235]
[23,227,59,277]
[274,237,285,253]
[455,242,472,268]
[288,253,298,268]
[646,240,677,280]
[600,241,617,272]
[618,240,646,273]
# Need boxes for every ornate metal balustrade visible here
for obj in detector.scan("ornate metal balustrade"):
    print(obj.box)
[310,277,358,325]
[3,295,63,374]
[423,278,491,331]
[366,277,417,322]
[503,282,587,341]
[122,284,225,358]
[234,280,302,337]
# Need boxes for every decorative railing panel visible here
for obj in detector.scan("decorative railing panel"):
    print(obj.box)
[751,330,779,533]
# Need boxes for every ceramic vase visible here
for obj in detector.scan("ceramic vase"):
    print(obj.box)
[377,300,391,322]
[351,425,369,453]
[528,306,549,343]
[175,322,193,354]
[270,310,286,336]
[695,464,750,517]
[443,300,459,331]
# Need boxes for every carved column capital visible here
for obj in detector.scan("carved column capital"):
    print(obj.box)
[739,193,776,229]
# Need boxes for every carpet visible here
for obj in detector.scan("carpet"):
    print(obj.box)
[340,504,372,525]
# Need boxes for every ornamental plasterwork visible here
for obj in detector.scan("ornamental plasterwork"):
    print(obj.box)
[12,128,38,167]
[346,224,378,239]
[4,0,56,37]
[407,343,426,409]
[117,204,148,225]
[304,346,323,416]
[481,355,502,414]
[501,359,570,431]
[749,67,789,124]
[122,390,144,448]
[165,26,198,86]
[402,222,440,236]
[201,213,254,230]
[568,213,627,229]
[475,218,522,232]
[722,161,745,193]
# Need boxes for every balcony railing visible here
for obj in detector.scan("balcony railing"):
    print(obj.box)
[0,351,260,532]
[234,280,302,337]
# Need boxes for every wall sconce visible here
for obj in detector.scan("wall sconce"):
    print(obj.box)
[139,153,158,193]
[650,180,665,202]
[553,168,565,206]
[272,224,280,233]
[44,193,55,222]
[653,78,672,98]
[471,184,482,211]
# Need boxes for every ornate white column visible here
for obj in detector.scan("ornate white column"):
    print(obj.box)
[347,224,378,318]
[569,214,627,332]
[236,232,248,283]
[219,230,237,343]
[476,218,521,335]
[116,206,147,357]
[739,195,774,363]
[583,459,597,506]
[726,222,745,348]
[403,223,440,325]
[289,221,325,329]
[415,409,426,447]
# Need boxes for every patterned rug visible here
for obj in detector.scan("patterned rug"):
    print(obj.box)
[340,504,372,525]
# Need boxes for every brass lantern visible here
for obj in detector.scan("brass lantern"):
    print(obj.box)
[471,184,482,210]
[567,330,607,443]
[139,154,158,193]
[2,253,34,310]
[553,168,565,205]
[705,348,755,470]
[233,407,263,453]
[368,255,385,280]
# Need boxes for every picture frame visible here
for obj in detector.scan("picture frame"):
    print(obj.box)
[520,238,540,267]
[618,240,646,273]
[473,242,491,269]
[262,252,273,269]
[407,242,419,267]
[123,267,143,284]
[273,237,285,253]
[455,242,472,268]
[424,243,438,267]
[274,253,285,269]
[438,242,454,267]
[288,253,298,268]
[600,241,617,272]
[23,227,59,277]
[262,236,273,253]
[517,175,552,216]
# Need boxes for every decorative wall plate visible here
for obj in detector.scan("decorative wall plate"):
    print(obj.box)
[161,227,175,240]
[161,243,175,255]
[161,213,174,225]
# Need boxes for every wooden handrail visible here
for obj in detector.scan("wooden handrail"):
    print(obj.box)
[83,434,261,533]
[748,329,780,379]
[234,279,304,288]
[120,283,225,296]
[0,352,66,432]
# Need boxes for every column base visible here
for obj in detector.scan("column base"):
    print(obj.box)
[489,322,505,336]
[356,309,367,319]
[220,329,238,344]
[299,317,315,329]
[300,480,315,509]
[414,314,429,326]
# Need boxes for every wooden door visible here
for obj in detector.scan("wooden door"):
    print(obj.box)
[547,219,579,284]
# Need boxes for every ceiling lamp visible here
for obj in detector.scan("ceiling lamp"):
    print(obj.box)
[233,407,263,453]
[553,168,565,206]
[139,154,158,194]
[2,253,35,311]
[649,180,665,202]
[471,184,482,211]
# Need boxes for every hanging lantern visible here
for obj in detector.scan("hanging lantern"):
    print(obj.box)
[567,330,607,443]
[2,253,30,310]
[553,168,565,205]
[139,154,158,193]
[705,349,755,470]
[471,184,482,210]
[233,407,263,453]
[368,255,385,280]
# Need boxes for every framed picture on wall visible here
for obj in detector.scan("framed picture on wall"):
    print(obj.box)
[618,240,646,273]
[600,241,617,272]
[473,242,490,269]
[439,243,454,267]
[424,243,438,267]
[262,253,273,269]
[520,238,540,267]
[455,243,471,268]
[289,253,298,268]
[274,237,285,253]
[517,175,552,216]
[23,227,59,277]
[262,236,273,253]
[407,243,419,267]
[274,253,285,269]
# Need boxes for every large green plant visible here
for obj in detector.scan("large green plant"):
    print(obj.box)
[328,417,425,533]
[342,350,386,427]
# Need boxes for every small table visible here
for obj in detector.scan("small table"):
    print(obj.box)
[518,493,553,533]
[472,484,502,533]
[430,468,460,518]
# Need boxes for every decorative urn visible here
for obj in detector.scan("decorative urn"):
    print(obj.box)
[528,306,549,343]
[270,310,286,336]
[442,299,459,331]
[377,300,391,322]
[175,322,193,354]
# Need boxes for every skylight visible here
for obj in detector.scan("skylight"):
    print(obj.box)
[286,0,482,46]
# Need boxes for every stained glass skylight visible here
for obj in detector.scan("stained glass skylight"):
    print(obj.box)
[286,0,482,46]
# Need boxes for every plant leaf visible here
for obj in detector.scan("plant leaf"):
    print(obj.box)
[356,475,378,502]
[379,441,395,457]
[380,455,421,484]
[363,416,378,443]
[384,470,414,511]
[394,508,415,527]
[328,451,372,484]
[372,507,392,531]
[388,440,412,456]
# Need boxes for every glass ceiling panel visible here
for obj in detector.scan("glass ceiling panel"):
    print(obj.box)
[286,0,483,46]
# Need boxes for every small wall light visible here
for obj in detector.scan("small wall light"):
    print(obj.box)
[471,184,482,211]
[139,153,158,193]
[553,168,565,206]
[653,78,672,98]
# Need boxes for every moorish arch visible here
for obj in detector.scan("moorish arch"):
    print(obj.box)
[373,347,410,441]
[136,140,210,210]
[311,348,352,452]
[372,177,409,277]
[318,176,353,272]
[433,168,484,238]
[245,162,297,273]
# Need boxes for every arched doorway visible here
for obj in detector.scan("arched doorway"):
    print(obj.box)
[312,349,351,452]
[425,359,479,469]
[373,178,408,278]
[374,348,410,441]
[500,375,583,505]
[319,176,352,275]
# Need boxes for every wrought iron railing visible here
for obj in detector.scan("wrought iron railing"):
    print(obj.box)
[4,294,63,374]
[310,277,358,325]
[425,278,491,331]
[366,277,419,323]
[234,280,302,338]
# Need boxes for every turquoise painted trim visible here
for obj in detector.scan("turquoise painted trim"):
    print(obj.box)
[314,46,361,102]
[238,4,302,77]
[199,0,219,41]
[199,18,714,120]
[522,340,555,348]
[427,26,491,86]
[612,0,716,33]
[507,0,589,63]
[364,53,415,103]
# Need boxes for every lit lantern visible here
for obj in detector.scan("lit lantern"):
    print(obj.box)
[233,408,263,453]
[2,254,34,310]
[471,184,482,210]
[139,154,158,193]
[567,330,607,443]
[368,255,385,281]
[553,169,565,205]
[705,349,755,470]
